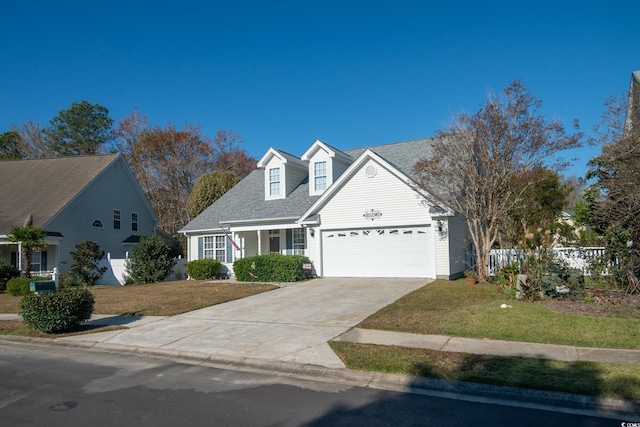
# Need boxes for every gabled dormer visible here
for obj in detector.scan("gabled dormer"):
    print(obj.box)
[257,148,308,200]
[301,140,353,196]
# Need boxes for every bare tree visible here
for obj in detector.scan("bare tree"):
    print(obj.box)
[11,121,53,159]
[412,81,582,281]
[212,130,256,179]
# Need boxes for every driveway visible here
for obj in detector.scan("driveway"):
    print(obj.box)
[61,277,430,368]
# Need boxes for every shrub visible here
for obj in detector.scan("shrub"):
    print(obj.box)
[186,259,221,280]
[20,287,95,333]
[126,235,176,283]
[0,261,19,290]
[69,240,107,287]
[234,254,311,282]
[6,276,49,296]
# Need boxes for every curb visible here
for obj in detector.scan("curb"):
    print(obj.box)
[1,335,638,417]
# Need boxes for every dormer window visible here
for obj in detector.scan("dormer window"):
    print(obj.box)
[269,167,280,196]
[314,161,327,191]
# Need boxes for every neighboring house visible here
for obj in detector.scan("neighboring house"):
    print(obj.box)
[180,138,470,279]
[0,154,159,276]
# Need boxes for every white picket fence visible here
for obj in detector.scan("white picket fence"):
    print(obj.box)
[95,253,187,285]
[488,247,605,276]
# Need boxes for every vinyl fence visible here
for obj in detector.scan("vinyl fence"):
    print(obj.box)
[488,247,605,276]
[95,253,187,285]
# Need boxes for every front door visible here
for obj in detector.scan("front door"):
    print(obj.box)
[269,230,280,253]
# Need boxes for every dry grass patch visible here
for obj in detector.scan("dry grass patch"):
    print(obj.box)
[0,320,125,338]
[0,280,277,317]
[91,280,277,316]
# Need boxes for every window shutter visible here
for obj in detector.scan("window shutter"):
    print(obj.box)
[198,237,203,259]
[286,229,292,252]
[226,238,232,263]
[41,251,48,271]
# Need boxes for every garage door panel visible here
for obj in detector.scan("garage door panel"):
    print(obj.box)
[322,227,432,278]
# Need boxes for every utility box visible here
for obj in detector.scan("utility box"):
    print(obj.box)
[30,280,56,295]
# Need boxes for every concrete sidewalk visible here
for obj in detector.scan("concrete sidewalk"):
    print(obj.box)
[334,328,640,364]
[3,313,638,364]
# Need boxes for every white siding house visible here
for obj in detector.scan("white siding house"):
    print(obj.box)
[180,138,471,279]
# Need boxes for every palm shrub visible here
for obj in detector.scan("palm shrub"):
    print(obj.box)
[20,287,95,333]
[126,235,176,283]
[234,254,311,282]
[186,259,221,280]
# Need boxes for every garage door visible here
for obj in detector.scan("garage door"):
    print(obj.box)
[322,226,433,277]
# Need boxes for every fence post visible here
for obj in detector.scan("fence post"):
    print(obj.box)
[52,267,59,289]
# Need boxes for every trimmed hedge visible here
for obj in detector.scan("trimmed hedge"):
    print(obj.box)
[6,276,49,296]
[233,254,312,282]
[20,287,95,333]
[186,259,221,280]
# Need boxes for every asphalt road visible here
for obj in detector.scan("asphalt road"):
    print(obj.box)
[0,341,629,426]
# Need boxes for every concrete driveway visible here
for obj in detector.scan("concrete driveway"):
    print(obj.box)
[63,277,429,368]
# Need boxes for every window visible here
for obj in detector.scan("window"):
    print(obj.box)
[203,236,215,259]
[131,212,138,232]
[314,161,327,191]
[30,251,47,272]
[215,236,226,262]
[203,236,226,262]
[113,209,121,229]
[269,167,280,196]
[293,228,305,255]
[92,219,103,228]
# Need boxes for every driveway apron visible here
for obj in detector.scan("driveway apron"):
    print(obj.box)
[72,278,429,368]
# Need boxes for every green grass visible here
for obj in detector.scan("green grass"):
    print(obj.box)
[330,341,640,400]
[358,279,640,349]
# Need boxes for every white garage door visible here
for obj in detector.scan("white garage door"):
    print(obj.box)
[322,226,433,277]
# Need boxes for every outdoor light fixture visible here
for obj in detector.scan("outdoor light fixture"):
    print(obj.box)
[437,220,443,233]
[309,228,315,237]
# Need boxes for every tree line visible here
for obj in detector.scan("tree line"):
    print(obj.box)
[1,102,256,238]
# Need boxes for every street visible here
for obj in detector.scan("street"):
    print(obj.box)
[0,340,630,426]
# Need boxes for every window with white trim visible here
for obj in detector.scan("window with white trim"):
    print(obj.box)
[92,219,103,228]
[293,228,305,255]
[31,251,42,272]
[314,161,327,191]
[215,236,226,262]
[203,235,227,263]
[113,209,121,229]
[269,167,280,196]
[131,212,138,232]
[203,236,216,259]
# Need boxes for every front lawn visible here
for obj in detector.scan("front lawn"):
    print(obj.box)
[0,280,277,317]
[357,279,640,349]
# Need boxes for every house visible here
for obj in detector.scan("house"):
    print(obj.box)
[180,138,470,279]
[0,154,159,276]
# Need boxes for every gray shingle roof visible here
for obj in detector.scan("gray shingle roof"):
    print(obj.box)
[0,154,120,235]
[180,137,436,232]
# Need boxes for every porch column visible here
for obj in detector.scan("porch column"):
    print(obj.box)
[257,230,262,255]
[17,242,23,274]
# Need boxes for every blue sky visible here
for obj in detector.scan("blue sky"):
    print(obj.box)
[2,1,638,178]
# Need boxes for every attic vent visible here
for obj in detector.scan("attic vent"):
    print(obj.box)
[365,165,377,178]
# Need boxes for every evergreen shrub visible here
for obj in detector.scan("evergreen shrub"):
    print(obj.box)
[186,259,221,280]
[234,253,311,282]
[6,276,49,296]
[20,287,95,333]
